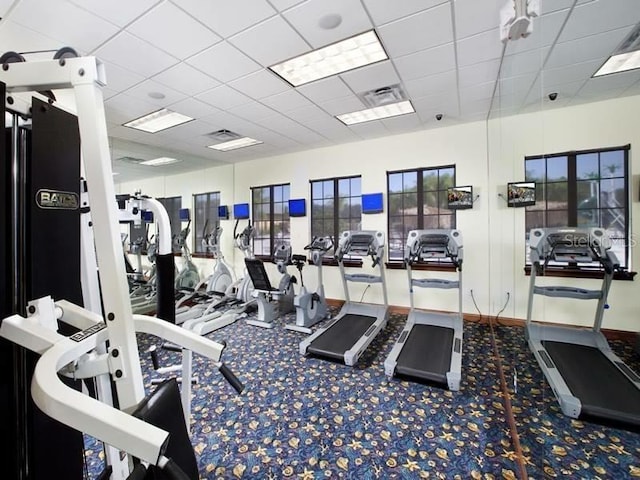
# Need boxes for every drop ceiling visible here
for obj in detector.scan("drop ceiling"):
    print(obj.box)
[1,0,638,183]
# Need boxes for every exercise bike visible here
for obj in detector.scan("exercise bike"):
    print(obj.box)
[245,243,297,329]
[287,236,333,333]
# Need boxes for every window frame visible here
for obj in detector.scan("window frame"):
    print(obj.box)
[310,175,362,266]
[192,191,220,256]
[251,183,291,259]
[386,165,457,266]
[523,144,633,279]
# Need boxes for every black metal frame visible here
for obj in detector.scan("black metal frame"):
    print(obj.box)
[251,183,290,258]
[192,191,220,254]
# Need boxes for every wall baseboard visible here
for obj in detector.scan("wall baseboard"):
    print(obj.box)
[326,299,639,343]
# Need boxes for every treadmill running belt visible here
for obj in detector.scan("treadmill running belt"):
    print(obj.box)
[544,341,640,428]
[307,314,375,362]
[395,325,454,386]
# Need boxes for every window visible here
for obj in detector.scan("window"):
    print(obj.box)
[310,176,362,248]
[193,191,220,254]
[387,166,456,261]
[525,145,630,268]
[157,196,182,253]
[251,183,290,257]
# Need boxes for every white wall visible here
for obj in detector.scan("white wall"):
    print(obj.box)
[117,93,640,332]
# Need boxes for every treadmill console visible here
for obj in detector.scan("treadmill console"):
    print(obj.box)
[336,230,385,262]
[529,227,616,266]
[405,229,463,267]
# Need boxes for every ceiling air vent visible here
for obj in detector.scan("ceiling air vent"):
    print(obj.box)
[207,129,242,142]
[359,84,407,108]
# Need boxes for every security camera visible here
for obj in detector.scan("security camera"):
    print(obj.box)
[548,92,558,101]
[435,113,443,121]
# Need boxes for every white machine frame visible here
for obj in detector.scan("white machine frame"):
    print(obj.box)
[0,55,235,475]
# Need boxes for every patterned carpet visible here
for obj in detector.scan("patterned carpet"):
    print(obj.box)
[83,308,640,479]
[496,324,640,479]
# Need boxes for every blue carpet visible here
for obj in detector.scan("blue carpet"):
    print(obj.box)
[83,309,640,479]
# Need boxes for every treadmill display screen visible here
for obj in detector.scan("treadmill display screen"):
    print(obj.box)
[233,203,250,219]
[179,208,190,221]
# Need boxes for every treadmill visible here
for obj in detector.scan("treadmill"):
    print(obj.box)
[526,227,640,430]
[299,231,389,366]
[384,229,464,391]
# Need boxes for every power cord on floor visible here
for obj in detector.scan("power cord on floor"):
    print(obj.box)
[493,292,510,327]
[360,284,371,302]
[470,289,482,323]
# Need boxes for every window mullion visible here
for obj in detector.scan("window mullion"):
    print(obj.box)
[568,154,578,226]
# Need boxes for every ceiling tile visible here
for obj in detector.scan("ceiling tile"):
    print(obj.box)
[305,117,359,142]
[196,85,253,110]
[228,101,277,121]
[340,61,400,94]
[381,113,424,132]
[525,79,586,104]
[229,15,309,67]
[10,0,119,53]
[104,93,160,124]
[393,43,455,81]
[412,91,459,120]
[0,0,13,17]
[404,70,457,99]
[186,42,261,83]
[540,0,596,15]
[0,20,60,56]
[283,0,372,48]
[456,28,504,67]
[454,0,503,39]
[152,63,220,96]
[579,70,640,96]
[349,121,389,139]
[127,2,221,59]
[228,70,290,99]
[68,0,160,27]
[545,26,635,70]
[95,31,179,77]
[362,0,449,26]
[261,90,313,112]
[458,97,491,117]
[459,81,496,104]
[296,76,354,103]
[458,59,501,87]
[377,4,453,57]
[319,95,365,115]
[154,119,216,140]
[500,48,546,78]
[269,0,306,11]
[123,79,187,107]
[167,97,216,119]
[172,0,276,38]
[282,104,333,123]
[101,62,146,93]
[539,59,605,89]
[558,0,638,44]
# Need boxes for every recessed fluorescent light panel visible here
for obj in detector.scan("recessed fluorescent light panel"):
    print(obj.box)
[594,23,640,77]
[593,50,640,77]
[140,157,181,166]
[123,108,193,133]
[208,137,263,152]
[336,101,415,125]
[270,30,388,87]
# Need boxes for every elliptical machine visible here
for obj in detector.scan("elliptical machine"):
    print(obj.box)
[174,218,200,291]
[202,222,234,295]
[287,236,333,333]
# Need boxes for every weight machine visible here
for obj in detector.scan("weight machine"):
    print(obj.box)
[0,51,244,479]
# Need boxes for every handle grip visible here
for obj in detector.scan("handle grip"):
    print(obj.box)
[125,464,147,480]
[219,363,245,394]
[162,458,191,480]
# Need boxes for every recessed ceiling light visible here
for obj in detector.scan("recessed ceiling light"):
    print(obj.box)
[207,137,263,151]
[319,13,342,30]
[123,108,193,133]
[269,30,388,87]
[336,100,415,125]
[593,50,640,77]
[148,91,166,100]
[139,157,182,166]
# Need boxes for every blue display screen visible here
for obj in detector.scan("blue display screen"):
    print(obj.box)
[218,205,229,219]
[233,203,250,219]
[179,208,190,221]
[288,198,306,217]
[141,210,154,222]
[361,193,384,214]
